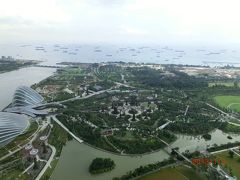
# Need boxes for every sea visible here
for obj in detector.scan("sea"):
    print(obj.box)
[0,43,240,67]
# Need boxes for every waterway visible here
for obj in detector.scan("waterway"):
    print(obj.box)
[0,67,55,110]
[51,129,240,180]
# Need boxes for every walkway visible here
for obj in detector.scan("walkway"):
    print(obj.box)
[156,137,194,166]
[230,148,240,157]
[156,121,172,131]
[206,103,240,123]
[184,105,189,116]
[206,103,229,116]
[210,146,239,155]
[35,142,56,180]
[20,163,34,175]
[51,116,83,143]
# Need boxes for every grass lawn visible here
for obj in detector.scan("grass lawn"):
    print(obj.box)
[214,151,240,179]
[139,166,205,180]
[121,131,136,141]
[40,159,59,180]
[222,123,240,133]
[214,96,240,112]
[229,118,240,125]
[1,170,30,180]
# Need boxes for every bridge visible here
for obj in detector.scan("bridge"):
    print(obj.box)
[157,137,195,166]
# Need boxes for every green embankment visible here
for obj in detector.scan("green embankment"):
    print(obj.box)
[139,166,205,180]
[215,151,240,179]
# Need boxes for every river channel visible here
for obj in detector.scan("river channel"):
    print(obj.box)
[0,67,55,110]
[50,128,240,180]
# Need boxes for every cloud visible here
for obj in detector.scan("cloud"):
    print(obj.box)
[119,25,148,35]
[85,0,128,7]
[0,0,240,44]
[0,0,71,24]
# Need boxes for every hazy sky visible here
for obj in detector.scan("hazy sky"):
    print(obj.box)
[0,0,240,45]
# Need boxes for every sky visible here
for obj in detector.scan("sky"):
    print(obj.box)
[0,0,240,45]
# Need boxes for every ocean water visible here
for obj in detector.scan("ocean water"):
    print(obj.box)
[0,44,240,66]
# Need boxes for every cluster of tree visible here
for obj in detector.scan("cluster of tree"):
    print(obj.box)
[166,121,225,135]
[202,133,211,140]
[218,122,240,133]
[207,141,240,152]
[88,80,114,91]
[129,67,208,89]
[89,158,115,174]
[96,65,122,81]
[56,114,102,145]
[157,130,177,144]
[108,136,165,154]
[113,158,176,180]
[229,150,234,158]
[0,60,35,72]
[182,151,200,159]
[48,119,69,157]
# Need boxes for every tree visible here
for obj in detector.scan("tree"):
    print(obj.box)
[234,81,238,88]
[33,157,39,170]
[89,158,115,174]
[132,112,136,121]
[42,142,47,154]
[229,167,233,176]
[113,106,118,114]
[229,150,234,158]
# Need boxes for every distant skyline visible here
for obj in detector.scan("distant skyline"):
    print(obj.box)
[0,0,240,45]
